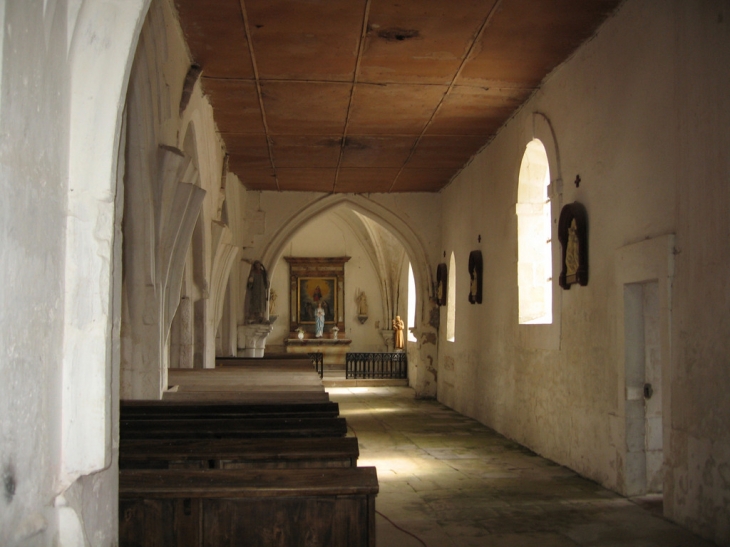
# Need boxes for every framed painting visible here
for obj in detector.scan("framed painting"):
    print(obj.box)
[284,256,350,334]
[298,277,337,324]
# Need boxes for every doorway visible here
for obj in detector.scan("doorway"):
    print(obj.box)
[624,280,663,495]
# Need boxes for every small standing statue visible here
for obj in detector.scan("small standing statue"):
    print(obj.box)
[355,290,368,316]
[565,218,580,278]
[315,302,325,338]
[269,288,278,316]
[244,260,269,323]
[392,315,405,349]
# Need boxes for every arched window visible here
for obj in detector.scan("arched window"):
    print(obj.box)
[446,252,456,341]
[407,263,416,342]
[517,139,552,324]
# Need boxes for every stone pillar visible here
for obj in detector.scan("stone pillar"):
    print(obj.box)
[380,329,395,352]
[238,323,274,357]
[170,296,194,368]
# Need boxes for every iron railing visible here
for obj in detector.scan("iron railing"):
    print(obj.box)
[345,352,407,380]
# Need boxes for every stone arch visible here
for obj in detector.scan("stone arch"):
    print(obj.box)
[524,111,563,187]
[181,107,224,198]
[515,112,564,349]
[261,194,434,327]
[211,221,239,351]
[517,139,552,325]
[260,194,438,395]
[62,0,151,485]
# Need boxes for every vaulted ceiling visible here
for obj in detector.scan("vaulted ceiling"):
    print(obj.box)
[173,0,622,193]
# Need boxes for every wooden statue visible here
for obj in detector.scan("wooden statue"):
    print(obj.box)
[392,316,405,349]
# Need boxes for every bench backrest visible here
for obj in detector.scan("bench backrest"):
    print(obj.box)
[119,436,360,470]
[120,416,348,440]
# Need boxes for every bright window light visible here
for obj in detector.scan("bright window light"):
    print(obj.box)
[407,263,416,342]
[446,252,456,341]
[517,139,552,324]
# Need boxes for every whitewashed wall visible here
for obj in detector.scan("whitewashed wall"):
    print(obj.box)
[120,0,233,399]
[0,4,71,543]
[240,191,442,395]
[438,1,730,544]
[0,0,152,544]
[267,210,391,352]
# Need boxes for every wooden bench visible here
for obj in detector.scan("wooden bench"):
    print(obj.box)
[216,356,314,365]
[120,416,348,440]
[121,401,339,420]
[119,436,359,470]
[216,353,325,377]
[162,390,330,403]
[168,367,323,391]
[119,468,378,547]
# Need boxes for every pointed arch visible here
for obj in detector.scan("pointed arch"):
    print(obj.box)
[517,138,552,324]
[260,194,434,326]
[62,0,151,485]
[516,112,564,348]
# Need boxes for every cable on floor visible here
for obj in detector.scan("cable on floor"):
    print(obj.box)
[341,400,427,545]
[376,510,429,547]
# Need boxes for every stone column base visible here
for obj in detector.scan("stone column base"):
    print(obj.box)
[237,323,274,357]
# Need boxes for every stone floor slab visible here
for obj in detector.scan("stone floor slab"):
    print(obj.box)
[328,387,719,547]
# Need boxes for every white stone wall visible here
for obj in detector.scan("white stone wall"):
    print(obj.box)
[670,2,730,542]
[120,0,232,399]
[0,3,70,543]
[242,191,442,395]
[438,1,730,543]
[267,209,393,352]
[0,0,151,544]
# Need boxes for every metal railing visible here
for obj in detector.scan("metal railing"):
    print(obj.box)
[345,352,407,380]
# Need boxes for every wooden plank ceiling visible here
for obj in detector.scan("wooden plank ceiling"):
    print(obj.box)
[174,0,621,193]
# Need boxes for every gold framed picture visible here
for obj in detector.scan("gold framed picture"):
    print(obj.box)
[297,277,337,324]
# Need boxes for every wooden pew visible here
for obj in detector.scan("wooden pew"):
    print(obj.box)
[216,353,325,377]
[120,416,348,440]
[216,355,314,364]
[217,354,325,378]
[217,353,307,360]
[121,400,339,420]
[168,367,323,391]
[119,437,360,470]
[119,468,378,547]
[162,390,330,403]
[166,365,325,403]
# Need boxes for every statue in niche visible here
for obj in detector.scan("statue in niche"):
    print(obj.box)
[565,219,580,278]
[315,303,325,338]
[558,201,588,289]
[468,251,483,304]
[244,260,269,323]
[355,290,368,316]
[392,315,405,349]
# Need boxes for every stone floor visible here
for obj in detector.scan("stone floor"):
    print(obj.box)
[327,386,718,547]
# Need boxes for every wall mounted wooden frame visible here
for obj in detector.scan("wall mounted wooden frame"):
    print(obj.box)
[558,202,588,289]
[284,256,350,333]
[436,263,447,306]
[468,251,483,304]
